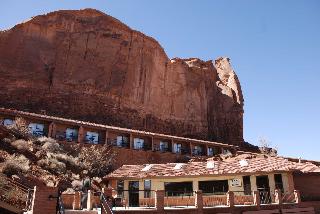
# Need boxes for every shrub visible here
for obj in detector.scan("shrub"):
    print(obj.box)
[38,136,56,144]
[78,145,115,178]
[10,139,32,151]
[37,156,66,174]
[6,118,31,140]
[54,153,81,170]
[71,180,83,191]
[2,155,30,176]
[41,141,61,153]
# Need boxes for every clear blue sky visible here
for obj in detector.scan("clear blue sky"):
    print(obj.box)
[1,0,319,160]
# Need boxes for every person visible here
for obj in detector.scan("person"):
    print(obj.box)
[81,177,91,209]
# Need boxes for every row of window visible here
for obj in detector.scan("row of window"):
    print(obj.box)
[2,118,229,155]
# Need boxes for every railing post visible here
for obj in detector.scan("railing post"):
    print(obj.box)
[274,189,282,205]
[195,190,203,212]
[87,190,92,210]
[294,190,301,204]
[155,190,165,211]
[227,191,235,207]
[78,126,84,143]
[253,190,261,208]
[73,191,82,210]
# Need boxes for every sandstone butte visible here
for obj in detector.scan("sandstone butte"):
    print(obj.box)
[0,9,245,147]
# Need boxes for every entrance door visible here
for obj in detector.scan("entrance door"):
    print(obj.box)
[256,175,271,204]
[128,181,139,207]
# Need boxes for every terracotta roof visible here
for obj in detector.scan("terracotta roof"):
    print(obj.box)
[0,107,235,148]
[106,155,320,179]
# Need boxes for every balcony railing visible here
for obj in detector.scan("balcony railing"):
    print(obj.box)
[55,131,78,142]
[192,149,205,156]
[174,147,190,155]
[153,145,171,153]
[106,139,130,148]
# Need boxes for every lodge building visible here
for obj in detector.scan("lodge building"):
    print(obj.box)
[0,108,236,157]
[106,155,320,207]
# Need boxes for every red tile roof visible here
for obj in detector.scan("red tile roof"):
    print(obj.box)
[106,155,320,179]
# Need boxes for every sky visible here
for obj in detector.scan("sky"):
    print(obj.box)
[1,0,319,160]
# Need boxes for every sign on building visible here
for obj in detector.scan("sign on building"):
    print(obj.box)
[230,178,242,187]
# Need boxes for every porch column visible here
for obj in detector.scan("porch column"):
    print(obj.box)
[129,133,133,149]
[190,142,193,156]
[205,144,209,156]
[268,174,276,202]
[195,190,203,212]
[227,191,235,207]
[105,130,109,145]
[287,173,295,192]
[274,189,282,205]
[48,122,56,138]
[78,126,84,143]
[87,190,92,210]
[172,141,175,153]
[250,175,258,191]
[193,180,199,191]
[155,190,165,211]
[151,137,154,151]
[253,190,261,208]
[294,190,301,204]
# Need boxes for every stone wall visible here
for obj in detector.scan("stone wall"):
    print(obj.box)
[30,186,58,214]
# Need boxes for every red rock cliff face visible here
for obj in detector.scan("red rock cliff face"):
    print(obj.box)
[0,9,244,146]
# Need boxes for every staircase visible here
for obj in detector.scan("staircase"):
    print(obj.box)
[0,174,34,213]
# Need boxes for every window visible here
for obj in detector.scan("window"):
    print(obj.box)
[173,143,181,153]
[243,176,251,195]
[3,119,13,126]
[222,148,230,155]
[133,138,144,149]
[66,128,78,141]
[194,145,202,155]
[117,180,124,197]
[116,136,129,147]
[274,174,284,192]
[28,123,44,137]
[85,131,99,144]
[207,147,214,156]
[199,180,229,195]
[160,141,168,152]
[164,182,193,196]
[144,180,151,198]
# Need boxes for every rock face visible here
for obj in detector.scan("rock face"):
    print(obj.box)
[0,9,244,146]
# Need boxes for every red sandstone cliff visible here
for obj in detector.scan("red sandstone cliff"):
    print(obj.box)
[0,9,244,146]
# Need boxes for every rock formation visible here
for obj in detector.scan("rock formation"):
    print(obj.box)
[0,9,244,146]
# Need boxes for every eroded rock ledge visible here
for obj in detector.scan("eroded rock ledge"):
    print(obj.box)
[0,9,244,146]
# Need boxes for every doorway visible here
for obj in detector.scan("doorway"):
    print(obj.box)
[256,175,271,204]
[128,181,139,207]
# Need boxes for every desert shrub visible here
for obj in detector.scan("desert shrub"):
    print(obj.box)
[54,153,81,170]
[71,180,83,191]
[37,136,56,144]
[6,118,31,140]
[2,155,30,176]
[41,140,61,153]
[78,145,115,178]
[10,139,32,151]
[1,138,13,145]
[37,156,66,174]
